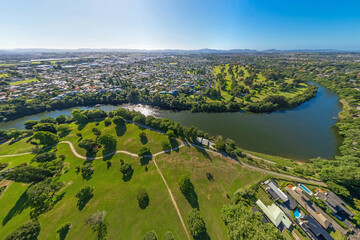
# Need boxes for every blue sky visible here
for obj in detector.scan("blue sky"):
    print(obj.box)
[1,0,360,50]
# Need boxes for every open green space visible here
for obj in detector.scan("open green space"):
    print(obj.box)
[9,78,39,85]
[0,123,269,239]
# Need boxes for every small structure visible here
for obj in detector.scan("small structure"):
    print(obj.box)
[256,199,292,229]
[195,137,210,147]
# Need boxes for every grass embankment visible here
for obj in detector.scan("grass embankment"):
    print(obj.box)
[0,120,269,239]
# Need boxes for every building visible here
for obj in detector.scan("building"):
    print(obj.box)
[265,180,289,202]
[256,199,292,229]
[315,191,354,220]
[302,216,334,240]
[195,137,211,147]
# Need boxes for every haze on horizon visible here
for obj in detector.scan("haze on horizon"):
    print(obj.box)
[1,0,360,51]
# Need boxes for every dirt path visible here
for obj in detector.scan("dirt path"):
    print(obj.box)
[153,156,191,240]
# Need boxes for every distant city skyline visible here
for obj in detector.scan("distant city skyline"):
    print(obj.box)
[1,0,360,50]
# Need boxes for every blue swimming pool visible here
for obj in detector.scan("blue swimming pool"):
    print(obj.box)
[299,184,313,195]
[294,210,301,218]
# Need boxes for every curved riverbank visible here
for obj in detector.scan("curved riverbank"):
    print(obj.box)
[0,85,341,161]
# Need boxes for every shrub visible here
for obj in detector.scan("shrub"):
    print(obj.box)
[97,133,117,148]
[139,132,148,144]
[142,230,158,240]
[5,220,41,240]
[120,163,133,179]
[92,127,101,137]
[32,131,59,146]
[137,189,149,209]
[163,231,175,240]
[33,123,57,134]
[57,124,71,137]
[0,162,9,170]
[33,152,57,163]
[24,120,39,129]
[85,211,108,240]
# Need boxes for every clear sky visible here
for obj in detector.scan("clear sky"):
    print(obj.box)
[1,0,360,50]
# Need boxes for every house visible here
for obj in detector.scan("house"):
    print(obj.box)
[302,216,334,240]
[195,137,211,147]
[265,180,288,202]
[256,199,292,229]
[315,191,354,219]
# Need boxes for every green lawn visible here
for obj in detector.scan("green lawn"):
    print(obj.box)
[0,137,36,155]
[0,122,269,239]
[62,120,171,157]
[9,78,39,85]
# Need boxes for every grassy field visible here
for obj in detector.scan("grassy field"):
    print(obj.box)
[212,64,309,103]
[0,73,9,78]
[9,78,39,85]
[0,124,269,239]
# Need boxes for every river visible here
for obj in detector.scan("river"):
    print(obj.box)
[0,85,342,161]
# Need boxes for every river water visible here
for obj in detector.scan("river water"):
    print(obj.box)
[0,85,342,161]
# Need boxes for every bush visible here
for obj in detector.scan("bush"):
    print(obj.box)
[57,124,71,137]
[0,162,9,170]
[163,231,175,240]
[97,133,117,148]
[32,131,59,146]
[5,220,41,240]
[137,189,149,209]
[24,120,39,129]
[33,152,57,163]
[142,230,157,240]
[85,211,108,240]
[2,165,52,183]
[92,127,101,137]
[120,163,133,180]
[187,209,206,239]
[139,132,148,144]
[33,123,57,134]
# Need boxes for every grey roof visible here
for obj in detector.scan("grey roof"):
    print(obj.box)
[326,192,353,217]
[285,193,297,210]
[267,188,279,201]
[268,181,288,202]
[305,216,334,240]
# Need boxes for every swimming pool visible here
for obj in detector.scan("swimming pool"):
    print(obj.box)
[294,210,301,218]
[299,184,313,195]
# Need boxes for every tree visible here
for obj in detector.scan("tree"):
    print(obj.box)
[112,116,126,127]
[26,178,64,207]
[33,123,57,134]
[81,163,94,180]
[57,124,71,137]
[2,165,52,183]
[5,220,41,240]
[55,115,67,124]
[179,174,199,208]
[215,140,226,151]
[142,231,158,240]
[8,129,22,140]
[92,127,101,137]
[76,186,94,210]
[85,211,108,240]
[33,131,59,146]
[33,152,57,163]
[24,120,39,129]
[138,147,151,157]
[97,133,117,149]
[104,119,111,126]
[79,139,100,154]
[72,109,88,123]
[166,130,175,140]
[187,209,207,239]
[162,141,172,151]
[120,163,133,181]
[137,189,149,209]
[40,117,56,124]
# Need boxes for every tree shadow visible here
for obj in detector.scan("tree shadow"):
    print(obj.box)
[57,223,71,240]
[195,231,211,240]
[2,191,30,226]
[185,191,199,209]
[140,157,151,165]
[140,136,148,145]
[115,125,127,137]
[102,145,116,160]
[30,192,65,218]
[77,122,88,131]
[195,146,212,161]
[77,193,93,211]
